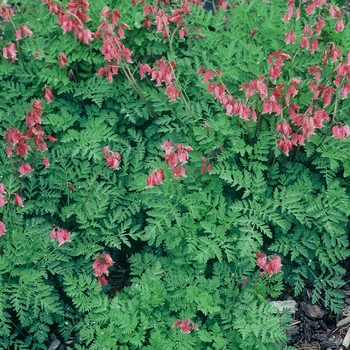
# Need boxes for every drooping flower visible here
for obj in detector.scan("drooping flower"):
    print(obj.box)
[57,52,68,68]
[43,86,53,103]
[172,318,198,334]
[51,225,71,246]
[2,42,17,62]
[97,275,108,285]
[0,194,7,207]
[332,125,350,140]
[103,145,121,170]
[93,252,114,285]
[18,163,34,177]
[147,168,165,187]
[14,193,24,207]
[173,166,186,179]
[255,252,282,277]
[43,158,50,168]
[0,221,6,236]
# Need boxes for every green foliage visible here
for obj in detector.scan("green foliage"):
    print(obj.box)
[1,0,350,348]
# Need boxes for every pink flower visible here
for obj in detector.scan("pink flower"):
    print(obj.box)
[147,168,165,187]
[18,163,33,176]
[164,150,178,169]
[0,194,7,207]
[21,25,33,37]
[103,145,121,170]
[43,158,50,168]
[269,66,281,81]
[98,275,108,285]
[0,183,5,193]
[51,226,71,246]
[277,138,293,156]
[197,66,206,74]
[321,86,334,107]
[330,44,342,62]
[315,18,325,35]
[173,166,186,179]
[285,31,296,45]
[0,6,14,21]
[165,84,180,101]
[341,83,350,100]
[0,221,6,236]
[255,252,282,277]
[14,193,24,207]
[172,319,198,334]
[176,144,193,164]
[57,52,68,68]
[300,37,310,50]
[332,125,350,140]
[310,39,318,54]
[43,87,53,103]
[335,19,344,32]
[203,70,214,82]
[2,42,17,62]
[93,252,114,278]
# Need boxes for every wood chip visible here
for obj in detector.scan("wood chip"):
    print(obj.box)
[343,327,350,348]
[269,300,297,314]
[337,316,350,328]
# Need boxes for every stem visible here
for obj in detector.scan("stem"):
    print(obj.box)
[80,156,103,210]
[290,47,300,77]
[103,33,159,119]
[4,7,29,74]
[89,44,93,76]
[292,144,300,164]
[121,64,159,119]
[318,92,339,148]
[184,165,206,185]
[244,120,252,145]
[169,25,180,54]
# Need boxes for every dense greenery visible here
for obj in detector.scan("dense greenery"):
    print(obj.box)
[0,0,349,348]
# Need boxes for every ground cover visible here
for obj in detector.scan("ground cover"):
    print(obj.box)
[0,0,350,348]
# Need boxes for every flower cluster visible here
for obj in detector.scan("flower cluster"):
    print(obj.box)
[0,5,14,22]
[15,24,33,41]
[268,51,291,81]
[147,168,165,187]
[200,156,212,175]
[255,252,282,277]
[57,52,68,69]
[96,6,132,82]
[42,86,53,103]
[2,42,17,62]
[283,0,300,22]
[93,252,114,285]
[332,124,350,140]
[43,0,93,44]
[198,67,255,121]
[139,58,180,101]
[172,318,198,334]
[0,221,5,236]
[103,145,121,170]
[141,1,191,39]
[162,140,192,179]
[0,184,25,209]
[51,225,71,246]
[5,127,31,158]
[329,5,345,33]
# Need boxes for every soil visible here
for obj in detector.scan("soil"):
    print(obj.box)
[282,288,350,350]
[45,250,350,349]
